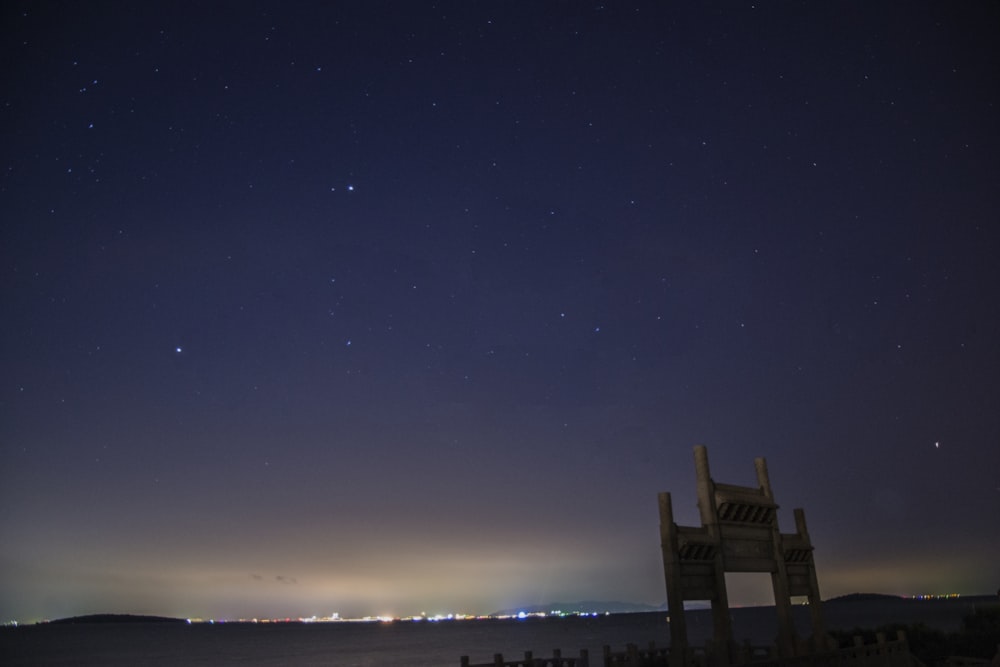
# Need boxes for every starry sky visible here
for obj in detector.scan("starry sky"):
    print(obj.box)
[2,2,999,623]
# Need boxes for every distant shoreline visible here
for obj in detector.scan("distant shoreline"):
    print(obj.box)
[26,594,998,627]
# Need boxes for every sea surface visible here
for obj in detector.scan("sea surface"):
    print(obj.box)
[0,597,988,666]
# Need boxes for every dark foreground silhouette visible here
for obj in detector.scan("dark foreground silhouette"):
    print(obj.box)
[828,603,1000,665]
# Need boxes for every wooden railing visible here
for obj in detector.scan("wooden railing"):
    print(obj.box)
[460,648,591,666]
[461,631,922,666]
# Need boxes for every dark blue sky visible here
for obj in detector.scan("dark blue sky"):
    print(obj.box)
[2,1,999,622]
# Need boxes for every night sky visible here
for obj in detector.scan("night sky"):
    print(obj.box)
[2,2,999,623]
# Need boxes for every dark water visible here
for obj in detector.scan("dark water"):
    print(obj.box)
[1,615,670,667]
[0,598,987,666]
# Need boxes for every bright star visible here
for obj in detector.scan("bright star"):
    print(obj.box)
[175,347,183,353]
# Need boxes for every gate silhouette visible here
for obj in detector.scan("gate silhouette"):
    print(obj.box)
[659,446,828,665]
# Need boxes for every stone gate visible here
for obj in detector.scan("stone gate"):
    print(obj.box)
[659,445,828,665]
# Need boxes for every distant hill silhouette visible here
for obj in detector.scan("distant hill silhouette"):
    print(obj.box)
[825,593,904,603]
[48,614,187,625]
[492,600,666,616]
